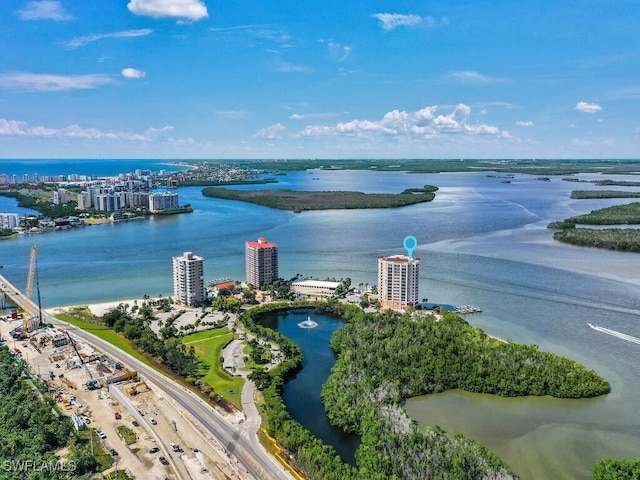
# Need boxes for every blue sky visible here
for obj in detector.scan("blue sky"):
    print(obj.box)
[1,0,639,159]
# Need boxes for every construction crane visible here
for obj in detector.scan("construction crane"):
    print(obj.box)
[67,332,99,390]
[22,245,42,335]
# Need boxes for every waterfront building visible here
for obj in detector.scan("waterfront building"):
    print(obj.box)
[291,279,340,298]
[95,193,123,212]
[130,192,150,209]
[149,192,179,212]
[76,192,92,210]
[245,237,278,288]
[52,190,69,205]
[11,174,17,184]
[377,254,420,311]
[22,174,30,184]
[173,251,206,306]
[0,213,20,229]
[0,174,7,185]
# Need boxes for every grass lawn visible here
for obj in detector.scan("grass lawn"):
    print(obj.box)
[55,314,156,369]
[183,328,245,409]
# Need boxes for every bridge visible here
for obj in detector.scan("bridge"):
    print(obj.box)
[0,273,294,480]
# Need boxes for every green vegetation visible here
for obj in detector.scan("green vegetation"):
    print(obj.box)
[0,189,79,218]
[240,158,640,175]
[593,458,640,479]
[570,190,640,199]
[183,329,244,408]
[116,425,137,444]
[179,178,279,186]
[322,309,608,480]
[0,345,106,479]
[593,180,640,187]
[241,302,609,479]
[549,203,640,251]
[0,228,17,238]
[554,228,640,252]
[201,186,437,212]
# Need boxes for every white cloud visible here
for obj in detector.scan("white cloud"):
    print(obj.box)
[450,71,506,84]
[0,72,114,91]
[296,104,517,141]
[0,117,173,141]
[121,68,147,79]
[516,121,534,127]
[16,1,73,21]
[290,114,305,120]
[0,119,29,135]
[372,13,444,31]
[254,123,286,139]
[62,29,153,49]
[127,0,208,21]
[575,101,602,114]
[320,39,352,62]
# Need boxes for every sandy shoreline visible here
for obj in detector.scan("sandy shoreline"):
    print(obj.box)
[45,299,145,317]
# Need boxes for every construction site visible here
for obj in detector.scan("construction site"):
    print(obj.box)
[0,247,251,480]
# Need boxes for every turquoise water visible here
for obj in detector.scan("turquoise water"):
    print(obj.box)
[1,166,640,478]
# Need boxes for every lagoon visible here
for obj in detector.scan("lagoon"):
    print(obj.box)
[1,165,640,478]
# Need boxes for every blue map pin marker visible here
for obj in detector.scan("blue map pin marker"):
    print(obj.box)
[403,235,417,260]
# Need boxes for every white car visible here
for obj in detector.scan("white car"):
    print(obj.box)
[96,430,106,439]
[170,443,180,452]
[149,417,157,425]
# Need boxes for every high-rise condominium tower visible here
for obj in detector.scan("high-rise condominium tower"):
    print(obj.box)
[173,251,205,306]
[245,237,278,288]
[377,254,420,311]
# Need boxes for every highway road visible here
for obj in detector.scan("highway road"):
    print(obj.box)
[0,274,294,480]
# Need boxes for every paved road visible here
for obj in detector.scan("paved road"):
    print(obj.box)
[0,274,294,480]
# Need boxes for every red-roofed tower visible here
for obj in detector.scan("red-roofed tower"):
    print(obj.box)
[245,237,279,288]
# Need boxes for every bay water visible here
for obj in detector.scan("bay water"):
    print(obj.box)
[1,163,640,478]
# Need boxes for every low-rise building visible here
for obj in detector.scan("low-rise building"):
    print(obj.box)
[291,279,340,298]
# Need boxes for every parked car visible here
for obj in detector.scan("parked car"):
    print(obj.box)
[159,456,169,465]
[149,417,157,425]
[132,420,139,427]
[149,447,159,454]
[96,430,106,439]
[170,443,180,452]
[109,449,119,457]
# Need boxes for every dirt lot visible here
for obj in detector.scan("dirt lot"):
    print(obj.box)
[0,317,248,480]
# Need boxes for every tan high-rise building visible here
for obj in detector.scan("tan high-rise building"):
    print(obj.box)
[173,251,205,306]
[245,237,278,288]
[377,255,420,311]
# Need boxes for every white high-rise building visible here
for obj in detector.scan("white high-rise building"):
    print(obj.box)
[377,254,420,311]
[52,190,69,205]
[149,192,179,212]
[76,192,92,210]
[0,213,20,229]
[173,252,206,306]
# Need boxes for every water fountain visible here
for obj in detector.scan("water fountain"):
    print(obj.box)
[297,316,318,329]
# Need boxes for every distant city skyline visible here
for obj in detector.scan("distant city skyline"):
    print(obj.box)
[1,1,639,159]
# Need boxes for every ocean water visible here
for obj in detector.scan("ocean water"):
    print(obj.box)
[0,158,185,179]
[1,164,640,478]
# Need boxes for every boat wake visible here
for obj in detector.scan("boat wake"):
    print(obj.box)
[587,323,640,345]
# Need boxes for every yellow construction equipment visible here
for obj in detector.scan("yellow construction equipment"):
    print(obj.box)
[127,381,149,396]
[61,377,77,390]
